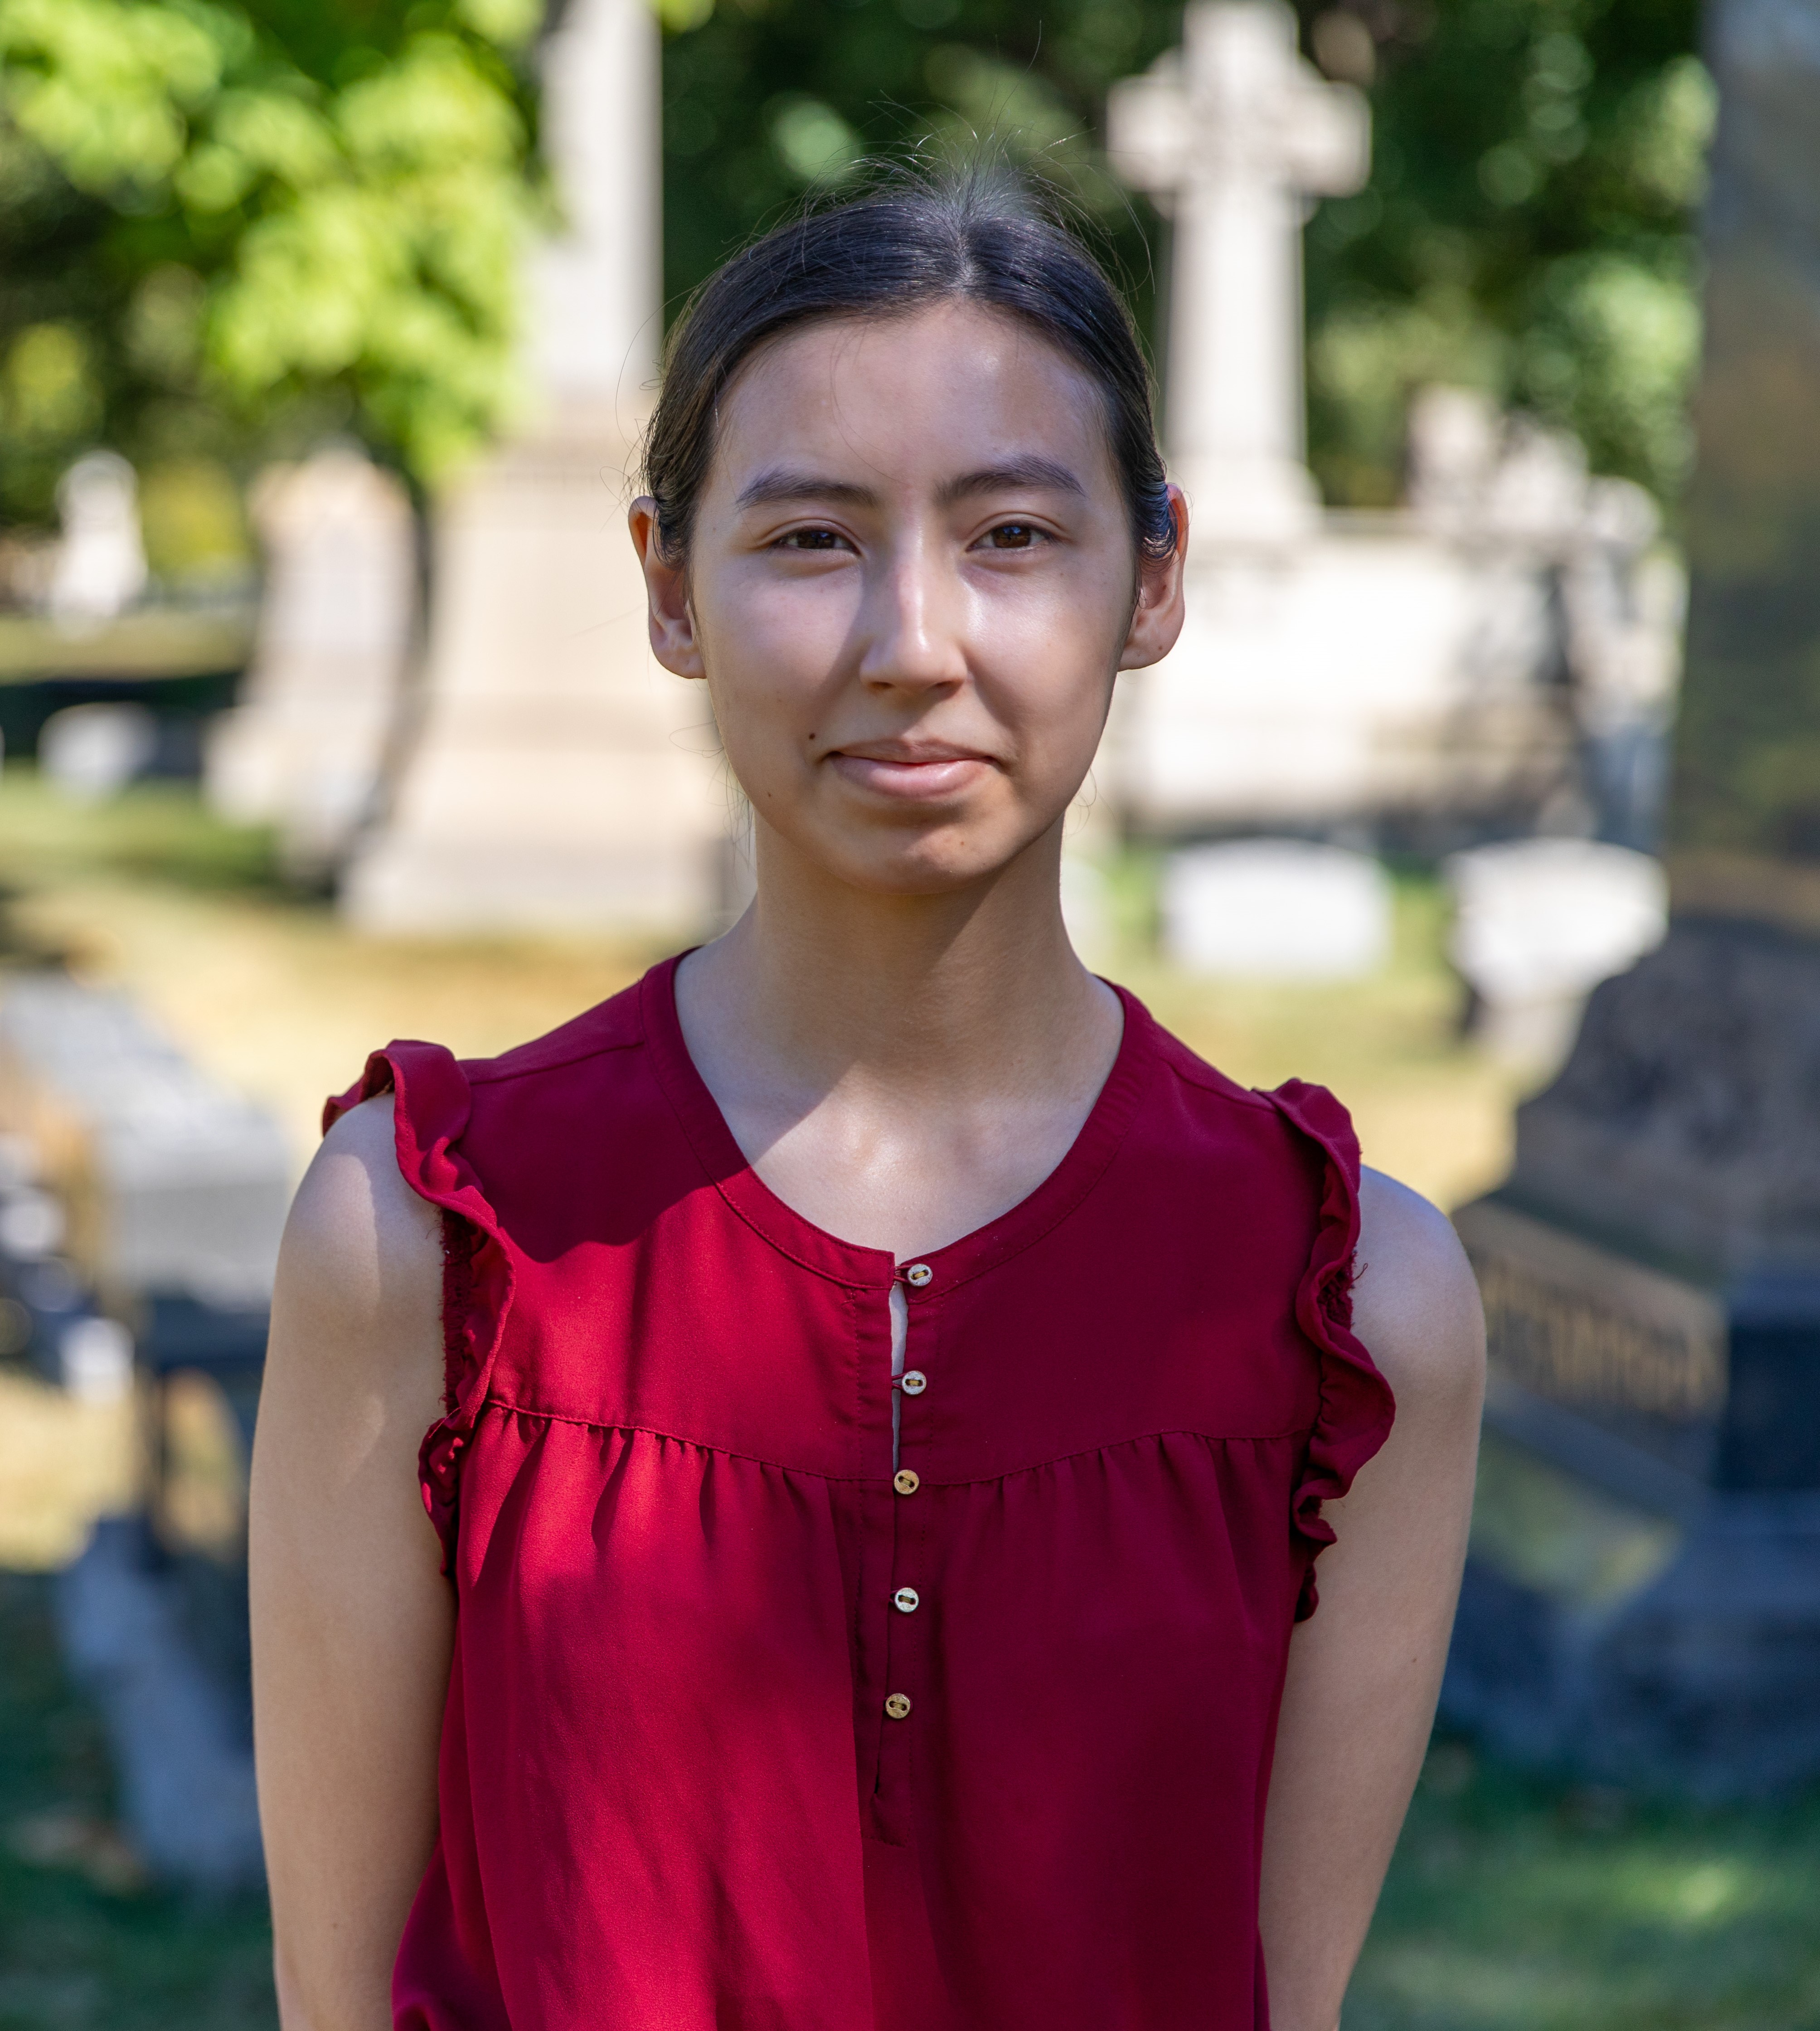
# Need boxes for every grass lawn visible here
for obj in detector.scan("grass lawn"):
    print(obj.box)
[3,772,1816,2027]
[1349,1746,1820,2030]
[0,1572,276,2031]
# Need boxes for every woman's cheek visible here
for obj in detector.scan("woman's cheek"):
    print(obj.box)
[711,577,860,693]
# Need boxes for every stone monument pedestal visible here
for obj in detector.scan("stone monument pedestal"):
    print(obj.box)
[1440,0,1820,1795]
[340,428,728,937]
[337,0,727,938]
[1446,923,1820,1792]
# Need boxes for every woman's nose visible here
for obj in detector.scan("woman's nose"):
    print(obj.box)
[855,543,969,692]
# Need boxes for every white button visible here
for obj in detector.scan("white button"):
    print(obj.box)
[904,1263,933,1288]
[901,1370,927,1396]
[893,1586,920,1613]
[884,1692,912,1720]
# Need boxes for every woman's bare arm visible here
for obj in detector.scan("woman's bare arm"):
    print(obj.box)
[249,1094,453,2031]
[1258,1167,1486,2031]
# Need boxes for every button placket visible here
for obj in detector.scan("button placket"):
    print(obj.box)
[879,1264,933,1784]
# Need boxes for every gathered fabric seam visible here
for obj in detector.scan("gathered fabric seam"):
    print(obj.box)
[475,1395,1316,1485]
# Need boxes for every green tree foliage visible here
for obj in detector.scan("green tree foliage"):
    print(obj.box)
[1304,0,1712,508]
[0,0,540,525]
[1,0,1711,536]
[660,0,1708,511]
[662,2,1175,368]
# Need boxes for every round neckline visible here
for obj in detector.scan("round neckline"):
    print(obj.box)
[639,952,1154,1294]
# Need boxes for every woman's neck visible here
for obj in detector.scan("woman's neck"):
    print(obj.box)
[672,813,1124,1258]
[693,815,1109,1101]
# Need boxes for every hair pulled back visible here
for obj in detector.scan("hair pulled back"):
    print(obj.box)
[642,170,1175,564]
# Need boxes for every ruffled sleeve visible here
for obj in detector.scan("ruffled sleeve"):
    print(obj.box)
[325,1045,514,1575]
[1264,1079,1397,1621]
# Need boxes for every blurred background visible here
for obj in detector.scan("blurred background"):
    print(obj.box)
[5,0,1820,2025]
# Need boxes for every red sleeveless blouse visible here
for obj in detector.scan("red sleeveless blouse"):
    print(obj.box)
[326,958,1393,2031]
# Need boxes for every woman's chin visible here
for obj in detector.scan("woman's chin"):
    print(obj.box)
[821,839,1046,902]
[754,800,1065,901]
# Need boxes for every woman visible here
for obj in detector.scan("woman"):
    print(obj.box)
[251,176,1484,2031]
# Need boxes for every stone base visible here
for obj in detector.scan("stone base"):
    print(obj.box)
[342,427,730,938]
[1445,1475,1820,1797]
[1107,512,1576,835]
[1446,1188,1820,1794]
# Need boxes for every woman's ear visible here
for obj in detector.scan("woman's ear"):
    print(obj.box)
[629,498,707,680]
[1117,484,1189,673]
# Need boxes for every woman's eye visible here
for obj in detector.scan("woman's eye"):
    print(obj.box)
[778,528,845,552]
[980,522,1043,550]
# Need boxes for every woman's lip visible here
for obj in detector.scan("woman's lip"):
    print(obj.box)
[827,751,994,799]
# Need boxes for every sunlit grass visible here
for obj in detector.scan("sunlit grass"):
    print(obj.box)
[1349,1743,1820,2030]
[0,769,283,898]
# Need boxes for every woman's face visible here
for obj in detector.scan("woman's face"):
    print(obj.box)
[633,300,1185,898]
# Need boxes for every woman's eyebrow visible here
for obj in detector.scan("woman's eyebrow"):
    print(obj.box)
[734,457,1087,513]
[938,457,1086,505]
[735,469,878,510]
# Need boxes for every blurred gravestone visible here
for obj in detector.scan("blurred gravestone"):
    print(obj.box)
[1162,839,1391,977]
[39,704,158,801]
[206,447,417,881]
[1446,0,1820,1793]
[343,0,727,934]
[1446,839,1667,1066]
[0,977,290,1306]
[48,452,146,629]
[0,977,289,1885]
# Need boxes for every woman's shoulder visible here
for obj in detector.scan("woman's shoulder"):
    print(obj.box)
[1353,1166,1485,1404]
[275,1091,445,1407]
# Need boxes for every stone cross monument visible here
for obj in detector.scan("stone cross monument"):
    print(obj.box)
[343,0,728,936]
[1107,1,1368,543]
[1446,0,1820,1794]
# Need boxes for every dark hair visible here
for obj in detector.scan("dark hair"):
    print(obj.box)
[642,170,1175,564]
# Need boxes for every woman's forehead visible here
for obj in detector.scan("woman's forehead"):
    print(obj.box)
[712,303,1114,489]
